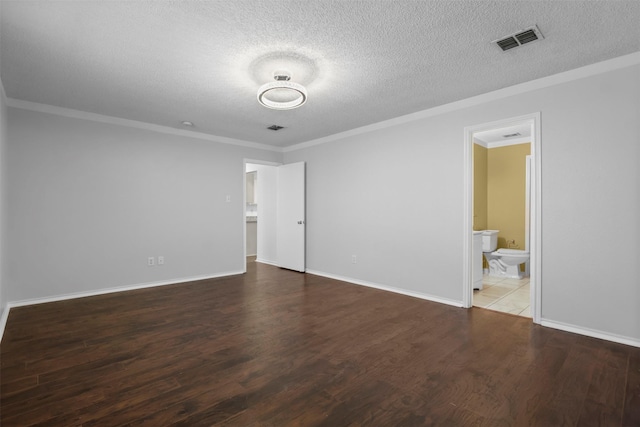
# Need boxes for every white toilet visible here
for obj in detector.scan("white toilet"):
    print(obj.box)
[481,231,529,279]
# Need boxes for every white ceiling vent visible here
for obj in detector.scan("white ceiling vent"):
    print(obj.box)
[494,25,544,52]
[267,125,285,131]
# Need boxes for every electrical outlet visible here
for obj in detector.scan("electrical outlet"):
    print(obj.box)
[158,256,164,265]
[225,195,231,203]
[148,257,155,266]
[352,255,357,264]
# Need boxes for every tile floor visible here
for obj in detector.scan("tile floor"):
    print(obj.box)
[473,274,530,317]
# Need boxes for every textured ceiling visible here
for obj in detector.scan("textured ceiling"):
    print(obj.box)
[1,1,639,148]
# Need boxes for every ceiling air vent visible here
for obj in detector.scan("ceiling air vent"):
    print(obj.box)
[496,37,519,51]
[267,125,285,131]
[515,29,539,45]
[503,132,521,138]
[494,25,544,52]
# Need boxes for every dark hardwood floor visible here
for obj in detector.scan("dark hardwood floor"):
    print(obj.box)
[1,258,639,426]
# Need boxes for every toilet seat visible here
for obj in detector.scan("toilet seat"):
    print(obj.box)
[495,248,529,256]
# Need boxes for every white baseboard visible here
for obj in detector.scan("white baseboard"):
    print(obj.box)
[305,272,640,348]
[5,271,638,349]
[255,258,279,267]
[305,269,464,308]
[0,270,243,343]
[0,303,10,344]
[541,319,640,348]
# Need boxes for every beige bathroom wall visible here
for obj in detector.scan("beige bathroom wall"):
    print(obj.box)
[487,142,531,249]
[473,143,488,230]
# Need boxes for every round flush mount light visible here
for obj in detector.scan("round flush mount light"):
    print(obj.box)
[257,70,307,110]
[181,121,194,127]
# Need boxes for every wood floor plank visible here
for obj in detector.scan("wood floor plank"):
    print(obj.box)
[2,258,639,426]
[576,342,629,426]
[623,349,640,426]
[0,375,39,399]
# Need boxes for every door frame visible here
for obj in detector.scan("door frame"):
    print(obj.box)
[462,112,542,323]
[243,159,281,273]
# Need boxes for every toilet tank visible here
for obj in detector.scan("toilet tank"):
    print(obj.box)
[482,230,499,252]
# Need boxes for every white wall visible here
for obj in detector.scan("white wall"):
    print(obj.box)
[0,81,8,319]
[3,55,639,346]
[6,108,281,302]
[285,61,640,343]
[288,119,466,304]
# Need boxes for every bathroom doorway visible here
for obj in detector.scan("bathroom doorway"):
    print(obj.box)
[243,160,306,272]
[244,161,280,271]
[463,113,541,324]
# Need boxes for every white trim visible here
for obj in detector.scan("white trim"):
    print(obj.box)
[284,51,640,153]
[0,271,243,342]
[0,77,6,342]
[3,53,638,154]
[5,98,282,153]
[6,271,242,309]
[0,77,7,104]
[255,258,279,267]
[243,159,283,271]
[245,158,282,167]
[525,155,531,258]
[306,269,464,308]
[463,112,541,323]
[541,319,640,349]
[0,304,10,343]
[486,137,531,149]
[462,129,473,308]
[243,160,248,272]
[532,115,542,323]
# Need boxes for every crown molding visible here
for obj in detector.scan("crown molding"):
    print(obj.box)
[4,52,639,154]
[284,51,640,153]
[5,98,283,153]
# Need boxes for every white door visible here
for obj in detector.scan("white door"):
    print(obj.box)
[277,162,305,272]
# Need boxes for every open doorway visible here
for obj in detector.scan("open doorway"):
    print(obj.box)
[243,160,307,273]
[463,113,541,324]
[244,161,279,271]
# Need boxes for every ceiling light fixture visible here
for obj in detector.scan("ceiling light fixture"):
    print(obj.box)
[257,70,307,110]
